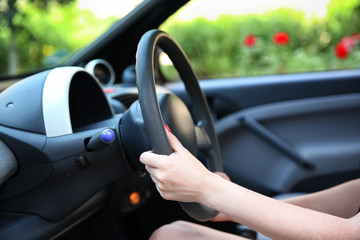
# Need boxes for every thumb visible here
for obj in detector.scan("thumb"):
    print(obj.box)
[164,125,184,153]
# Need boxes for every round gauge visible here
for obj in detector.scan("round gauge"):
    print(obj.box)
[85,59,115,86]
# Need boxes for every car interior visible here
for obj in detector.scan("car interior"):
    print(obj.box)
[0,0,359,239]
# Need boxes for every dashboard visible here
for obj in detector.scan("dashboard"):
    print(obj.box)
[0,61,159,224]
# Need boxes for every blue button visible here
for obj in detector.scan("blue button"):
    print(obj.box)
[100,128,115,143]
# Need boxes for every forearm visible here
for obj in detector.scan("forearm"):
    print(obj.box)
[200,174,359,240]
[283,179,360,218]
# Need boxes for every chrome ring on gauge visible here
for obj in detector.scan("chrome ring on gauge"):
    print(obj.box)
[85,59,115,86]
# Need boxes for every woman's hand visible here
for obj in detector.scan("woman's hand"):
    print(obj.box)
[140,127,214,203]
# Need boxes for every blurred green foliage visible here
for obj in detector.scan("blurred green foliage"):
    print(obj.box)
[0,0,116,76]
[160,0,360,79]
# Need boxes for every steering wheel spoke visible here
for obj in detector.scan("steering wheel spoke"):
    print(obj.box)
[195,125,211,150]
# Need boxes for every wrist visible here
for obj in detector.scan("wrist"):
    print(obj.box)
[197,172,224,208]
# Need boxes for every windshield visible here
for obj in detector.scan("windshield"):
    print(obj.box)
[0,0,143,78]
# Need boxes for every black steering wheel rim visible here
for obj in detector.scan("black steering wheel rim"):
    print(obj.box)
[135,29,223,221]
[136,29,222,170]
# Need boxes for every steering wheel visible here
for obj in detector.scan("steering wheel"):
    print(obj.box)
[135,29,223,221]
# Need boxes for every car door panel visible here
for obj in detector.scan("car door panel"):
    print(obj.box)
[215,92,360,195]
[200,69,360,115]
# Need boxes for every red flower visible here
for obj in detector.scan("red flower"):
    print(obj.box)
[335,33,360,59]
[335,42,349,59]
[273,32,289,45]
[244,35,256,47]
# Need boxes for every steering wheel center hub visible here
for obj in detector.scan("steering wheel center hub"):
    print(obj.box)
[158,93,197,156]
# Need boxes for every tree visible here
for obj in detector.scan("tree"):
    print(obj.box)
[0,0,74,75]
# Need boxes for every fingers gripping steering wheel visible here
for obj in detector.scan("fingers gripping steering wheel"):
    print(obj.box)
[135,29,223,221]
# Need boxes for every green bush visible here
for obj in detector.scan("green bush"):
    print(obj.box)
[160,1,360,80]
[0,1,116,76]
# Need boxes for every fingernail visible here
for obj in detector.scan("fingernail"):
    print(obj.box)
[164,124,171,132]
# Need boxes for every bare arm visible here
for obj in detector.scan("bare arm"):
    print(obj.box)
[212,179,360,224]
[140,129,360,239]
[284,179,360,218]
[203,174,360,240]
